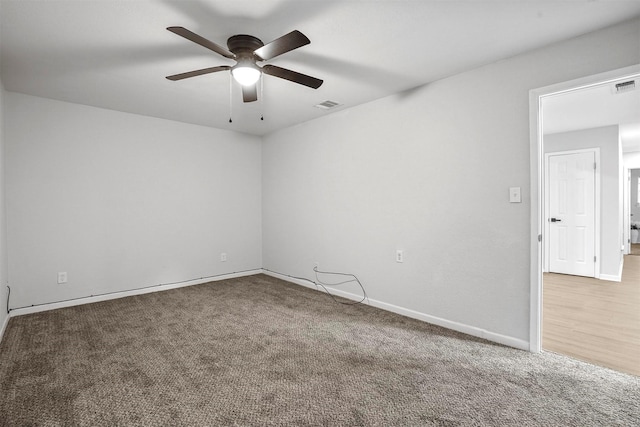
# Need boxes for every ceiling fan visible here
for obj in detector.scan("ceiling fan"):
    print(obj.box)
[166,27,323,103]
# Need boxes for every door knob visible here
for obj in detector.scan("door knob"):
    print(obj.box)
[550,218,562,222]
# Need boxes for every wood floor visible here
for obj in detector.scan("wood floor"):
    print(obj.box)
[543,253,640,376]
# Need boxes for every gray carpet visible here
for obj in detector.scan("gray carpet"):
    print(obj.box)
[0,274,638,426]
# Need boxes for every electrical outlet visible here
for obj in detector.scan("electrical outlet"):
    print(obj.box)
[220,253,227,262]
[396,250,404,263]
[57,272,68,284]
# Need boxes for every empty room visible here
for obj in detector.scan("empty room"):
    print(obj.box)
[0,1,639,425]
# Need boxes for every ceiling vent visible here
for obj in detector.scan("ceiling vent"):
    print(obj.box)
[613,79,636,94]
[314,100,341,110]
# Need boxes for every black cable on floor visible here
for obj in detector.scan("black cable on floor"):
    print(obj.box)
[314,266,368,305]
[264,267,368,306]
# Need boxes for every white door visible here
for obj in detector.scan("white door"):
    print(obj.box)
[547,151,596,277]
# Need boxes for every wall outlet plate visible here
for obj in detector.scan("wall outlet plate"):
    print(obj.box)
[57,272,68,284]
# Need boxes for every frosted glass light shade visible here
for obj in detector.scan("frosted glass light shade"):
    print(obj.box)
[232,66,261,86]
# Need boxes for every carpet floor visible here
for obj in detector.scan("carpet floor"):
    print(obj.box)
[0,274,638,426]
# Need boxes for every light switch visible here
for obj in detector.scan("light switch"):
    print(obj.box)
[509,187,521,203]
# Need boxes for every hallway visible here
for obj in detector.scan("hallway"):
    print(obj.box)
[543,254,640,376]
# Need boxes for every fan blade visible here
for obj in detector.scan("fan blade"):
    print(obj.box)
[254,30,310,61]
[242,84,258,102]
[167,27,235,59]
[166,66,231,81]
[263,65,323,89]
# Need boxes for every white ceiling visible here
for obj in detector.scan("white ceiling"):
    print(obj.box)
[543,77,640,153]
[2,0,640,136]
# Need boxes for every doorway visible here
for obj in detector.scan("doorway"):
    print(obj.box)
[529,65,640,374]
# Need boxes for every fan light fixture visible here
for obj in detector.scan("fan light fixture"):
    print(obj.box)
[232,65,261,86]
[166,27,323,103]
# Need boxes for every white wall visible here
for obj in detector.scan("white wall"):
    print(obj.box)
[545,126,622,278]
[262,19,640,344]
[624,151,640,169]
[5,93,262,308]
[0,79,8,332]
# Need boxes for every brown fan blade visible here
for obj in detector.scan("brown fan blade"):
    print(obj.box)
[167,27,235,59]
[166,66,231,81]
[254,30,310,61]
[263,65,323,89]
[242,84,258,102]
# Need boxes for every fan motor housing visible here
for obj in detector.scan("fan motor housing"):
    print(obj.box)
[227,34,264,58]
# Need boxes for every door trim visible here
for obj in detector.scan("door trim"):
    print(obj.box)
[624,168,630,256]
[528,64,640,353]
[543,148,600,278]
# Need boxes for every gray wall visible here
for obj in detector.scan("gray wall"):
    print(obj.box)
[1,18,639,350]
[545,126,622,278]
[262,19,640,345]
[6,94,263,308]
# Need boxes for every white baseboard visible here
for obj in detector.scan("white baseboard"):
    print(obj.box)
[7,268,530,352]
[9,269,262,317]
[263,269,529,351]
[599,259,623,282]
[0,313,10,345]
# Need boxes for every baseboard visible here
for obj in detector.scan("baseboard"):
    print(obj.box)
[599,259,623,282]
[263,269,529,351]
[10,269,263,317]
[8,268,530,352]
[0,313,10,345]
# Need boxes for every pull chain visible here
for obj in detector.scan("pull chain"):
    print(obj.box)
[260,74,264,121]
[228,73,233,123]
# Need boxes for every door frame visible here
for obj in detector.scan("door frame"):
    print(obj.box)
[543,148,600,278]
[624,166,640,254]
[528,64,640,353]
[624,168,630,255]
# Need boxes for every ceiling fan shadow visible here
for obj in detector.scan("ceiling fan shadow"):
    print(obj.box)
[56,44,224,75]
[392,81,433,101]
[157,0,340,37]
[286,51,411,88]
